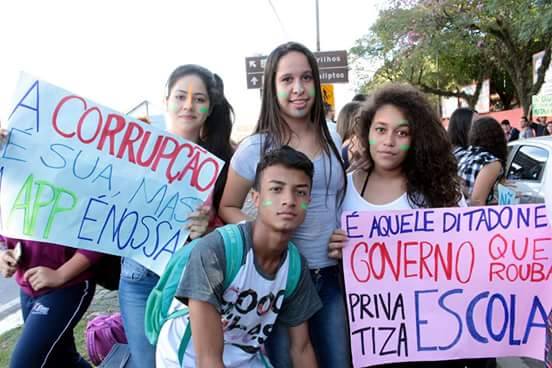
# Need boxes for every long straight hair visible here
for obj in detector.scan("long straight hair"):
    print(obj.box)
[254,42,346,203]
[166,64,234,210]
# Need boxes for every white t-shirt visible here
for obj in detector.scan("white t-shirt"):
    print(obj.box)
[155,223,321,368]
[342,172,467,212]
[342,172,417,212]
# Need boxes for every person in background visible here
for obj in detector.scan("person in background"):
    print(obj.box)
[544,121,552,136]
[336,101,363,169]
[324,102,335,124]
[457,117,507,207]
[219,41,350,368]
[352,93,367,102]
[532,116,547,136]
[520,116,536,139]
[500,119,519,141]
[119,64,234,368]
[447,107,478,161]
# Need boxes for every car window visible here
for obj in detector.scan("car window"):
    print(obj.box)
[506,145,549,182]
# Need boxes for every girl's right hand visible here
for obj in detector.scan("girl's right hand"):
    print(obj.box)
[328,229,348,260]
[0,128,8,145]
[0,249,17,278]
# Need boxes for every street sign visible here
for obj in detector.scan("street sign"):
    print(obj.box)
[245,50,348,89]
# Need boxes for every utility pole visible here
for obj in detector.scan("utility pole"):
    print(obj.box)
[315,0,320,51]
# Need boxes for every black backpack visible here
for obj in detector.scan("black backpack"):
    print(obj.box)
[92,255,121,290]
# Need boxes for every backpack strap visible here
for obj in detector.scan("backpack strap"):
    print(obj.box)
[177,318,193,366]
[284,242,301,298]
[176,224,245,365]
[217,224,245,289]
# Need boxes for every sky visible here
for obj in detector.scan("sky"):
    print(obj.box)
[0,0,383,138]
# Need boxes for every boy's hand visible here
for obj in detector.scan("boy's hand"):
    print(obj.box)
[328,229,347,260]
[24,266,65,291]
[0,249,17,277]
[187,205,213,240]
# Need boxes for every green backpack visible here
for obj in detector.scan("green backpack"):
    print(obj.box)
[144,224,302,364]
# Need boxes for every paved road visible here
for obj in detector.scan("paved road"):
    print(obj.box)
[0,277,19,320]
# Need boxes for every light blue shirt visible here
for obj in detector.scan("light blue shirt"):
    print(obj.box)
[231,132,345,269]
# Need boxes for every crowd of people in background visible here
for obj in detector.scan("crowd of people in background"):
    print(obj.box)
[0,40,550,368]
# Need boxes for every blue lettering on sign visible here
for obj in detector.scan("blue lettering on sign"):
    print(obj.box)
[2,128,32,163]
[414,289,548,351]
[8,80,40,133]
[77,198,185,260]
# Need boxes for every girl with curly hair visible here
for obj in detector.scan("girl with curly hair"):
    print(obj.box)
[328,83,466,367]
[341,83,462,212]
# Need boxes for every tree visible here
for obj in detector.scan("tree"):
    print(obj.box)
[352,0,552,115]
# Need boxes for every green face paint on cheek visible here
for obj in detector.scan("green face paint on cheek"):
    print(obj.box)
[199,106,209,114]
[262,199,273,207]
[369,139,376,145]
[277,91,289,99]
[308,88,316,97]
[300,202,309,210]
[399,144,411,151]
[169,101,179,113]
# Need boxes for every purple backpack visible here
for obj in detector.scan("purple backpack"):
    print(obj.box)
[86,313,127,366]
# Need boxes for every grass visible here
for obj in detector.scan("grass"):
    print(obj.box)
[0,314,93,367]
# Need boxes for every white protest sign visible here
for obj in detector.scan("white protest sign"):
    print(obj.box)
[0,73,224,275]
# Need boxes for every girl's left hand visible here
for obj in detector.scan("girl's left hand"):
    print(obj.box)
[328,229,348,260]
[23,266,65,291]
[187,205,213,240]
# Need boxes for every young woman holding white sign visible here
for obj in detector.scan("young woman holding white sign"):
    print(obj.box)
[119,64,234,368]
[329,83,473,367]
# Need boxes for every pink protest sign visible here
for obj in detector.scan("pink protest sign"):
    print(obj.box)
[342,204,552,367]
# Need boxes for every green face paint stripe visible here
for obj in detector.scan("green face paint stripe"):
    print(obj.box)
[300,202,309,210]
[199,106,209,113]
[399,144,411,151]
[262,199,273,207]
[169,101,179,112]
[369,139,376,145]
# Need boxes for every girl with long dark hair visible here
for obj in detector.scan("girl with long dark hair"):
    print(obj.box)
[219,42,349,367]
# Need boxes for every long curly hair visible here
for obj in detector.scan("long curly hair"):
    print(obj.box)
[356,83,462,208]
[469,117,507,171]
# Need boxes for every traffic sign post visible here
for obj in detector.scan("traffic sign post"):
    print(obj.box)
[245,50,348,89]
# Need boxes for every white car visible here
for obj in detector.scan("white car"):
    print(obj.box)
[500,136,552,203]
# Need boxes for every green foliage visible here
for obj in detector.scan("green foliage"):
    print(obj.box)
[352,0,552,113]
[0,319,91,367]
